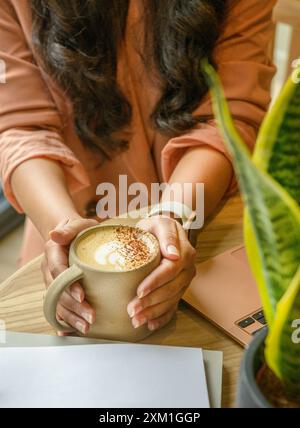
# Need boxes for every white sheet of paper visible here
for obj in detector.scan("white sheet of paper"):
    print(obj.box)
[0,344,210,408]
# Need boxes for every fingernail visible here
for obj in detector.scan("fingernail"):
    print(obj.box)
[148,322,156,331]
[71,291,82,303]
[132,317,146,329]
[82,312,93,324]
[167,245,179,257]
[127,305,135,318]
[75,321,86,334]
[57,331,64,337]
[137,289,144,299]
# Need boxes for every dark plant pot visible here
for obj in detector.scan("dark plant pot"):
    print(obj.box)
[237,328,273,408]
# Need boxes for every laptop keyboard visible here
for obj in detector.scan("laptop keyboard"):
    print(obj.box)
[237,310,267,335]
[252,310,264,321]
[237,317,255,328]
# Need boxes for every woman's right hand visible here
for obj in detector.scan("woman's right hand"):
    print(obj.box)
[41,216,99,336]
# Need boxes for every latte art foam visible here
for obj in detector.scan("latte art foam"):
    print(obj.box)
[76,226,158,271]
[95,241,127,270]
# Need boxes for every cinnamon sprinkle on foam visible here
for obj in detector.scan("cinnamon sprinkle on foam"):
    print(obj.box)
[114,226,156,270]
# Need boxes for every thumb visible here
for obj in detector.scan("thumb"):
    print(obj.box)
[49,218,99,245]
[139,217,180,261]
[159,221,180,261]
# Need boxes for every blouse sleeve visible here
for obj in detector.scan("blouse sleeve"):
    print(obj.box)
[161,0,277,192]
[0,1,89,213]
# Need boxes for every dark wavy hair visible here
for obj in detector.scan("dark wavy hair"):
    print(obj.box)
[31,0,227,159]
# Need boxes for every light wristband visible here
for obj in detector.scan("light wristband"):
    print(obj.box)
[147,202,198,246]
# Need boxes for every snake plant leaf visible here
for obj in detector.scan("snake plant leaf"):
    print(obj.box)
[254,77,300,206]
[203,61,300,390]
[266,265,300,389]
[202,61,300,328]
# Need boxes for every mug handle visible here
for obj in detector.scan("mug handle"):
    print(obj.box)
[43,264,84,333]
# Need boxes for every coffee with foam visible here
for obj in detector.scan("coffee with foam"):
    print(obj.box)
[75,226,158,271]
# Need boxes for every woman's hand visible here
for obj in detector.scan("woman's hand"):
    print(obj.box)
[41,216,99,336]
[127,216,196,332]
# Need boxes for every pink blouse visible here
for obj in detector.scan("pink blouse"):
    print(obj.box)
[0,0,276,265]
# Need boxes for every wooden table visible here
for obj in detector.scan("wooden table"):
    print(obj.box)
[0,195,244,408]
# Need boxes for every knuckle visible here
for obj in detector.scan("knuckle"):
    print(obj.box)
[140,296,151,309]
[190,245,197,258]
[51,263,66,279]
[68,282,81,295]
[59,291,71,307]
[165,230,178,244]
[59,308,77,328]
[182,246,196,266]
[162,259,177,276]
[60,292,80,314]
[145,277,160,295]
[145,305,160,320]
[49,266,60,279]
[161,311,174,328]
[63,312,74,327]
[190,264,197,278]
[44,239,55,252]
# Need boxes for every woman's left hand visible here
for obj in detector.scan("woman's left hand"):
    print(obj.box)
[127,215,197,332]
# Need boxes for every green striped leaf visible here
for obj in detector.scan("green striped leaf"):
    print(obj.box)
[202,61,300,391]
[266,265,300,389]
[254,77,300,206]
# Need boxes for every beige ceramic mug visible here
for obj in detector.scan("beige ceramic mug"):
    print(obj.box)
[43,224,161,342]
